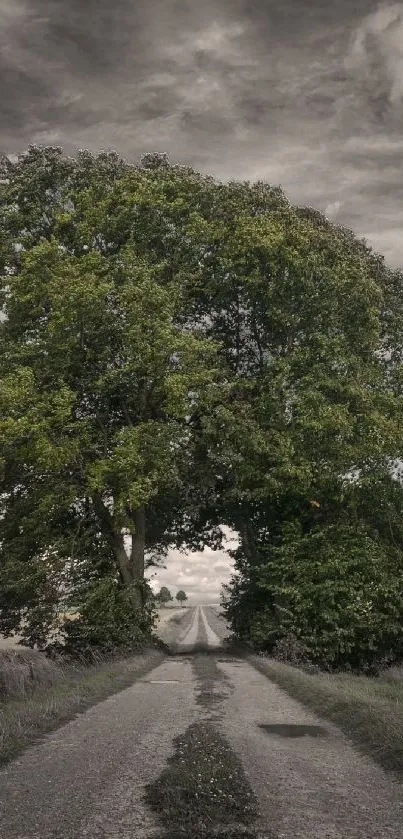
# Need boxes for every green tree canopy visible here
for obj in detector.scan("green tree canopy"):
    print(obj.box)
[1,145,402,668]
[0,147,225,645]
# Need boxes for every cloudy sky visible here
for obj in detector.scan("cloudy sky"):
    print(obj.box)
[144,528,239,606]
[2,0,403,602]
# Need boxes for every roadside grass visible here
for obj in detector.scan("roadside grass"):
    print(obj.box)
[0,648,61,701]
[0,645,165,767]
[168,612,192,626]
[144,721,272,839]
[249,654,403,780]
[159,607,197,650]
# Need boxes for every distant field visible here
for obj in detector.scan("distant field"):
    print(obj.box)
[0,607,189,650]
[0,636,25,651]
[0,610,81,650]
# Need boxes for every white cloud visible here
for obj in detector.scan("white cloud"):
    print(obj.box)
[146,526,239,604]
[342,135,403,154]
[3,3,403,273]
[361,227,403,268]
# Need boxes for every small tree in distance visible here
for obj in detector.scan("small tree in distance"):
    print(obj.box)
[176,590,188,608]
[158,586,174,607]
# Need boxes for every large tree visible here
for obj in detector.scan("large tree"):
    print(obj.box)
[0,147,225,645]
[210,208,403,669]
[158,587,173,607]
[163,185,402,669]
[1,146,402,667]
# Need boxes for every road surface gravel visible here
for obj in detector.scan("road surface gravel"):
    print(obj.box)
[0,606,402,839]
[216,657,403,839]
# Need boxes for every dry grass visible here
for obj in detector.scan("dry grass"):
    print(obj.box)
[155,607,188,624]
[168,612,191,626]
[0,648,61,701]
[249,655,403,780]
[0,646,164,766]
[156,607,195,648]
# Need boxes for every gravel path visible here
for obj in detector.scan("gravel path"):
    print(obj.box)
[1,606,402,839]
[0,657,198,839]
[216,658,403,839]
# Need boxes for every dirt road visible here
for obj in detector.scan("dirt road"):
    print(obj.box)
[0,606,402,838]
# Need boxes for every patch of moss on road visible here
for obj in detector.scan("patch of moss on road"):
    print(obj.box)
[145,651,276,839]
[192,652,231,718]
[144,720,274,839]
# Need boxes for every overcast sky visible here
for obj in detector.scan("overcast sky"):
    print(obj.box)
[2,0,402,602]
[143,528,239,606]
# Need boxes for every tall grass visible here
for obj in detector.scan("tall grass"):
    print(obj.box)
[0,649,62,701]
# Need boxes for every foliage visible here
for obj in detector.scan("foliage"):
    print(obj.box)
[56,577,157,660]
[176,589,188,606]
[1,145,403,670]
[157,586,174,606]
[223,514,403,672]
[271,633,313,668]
[206,199,403,671]
[0,146,226,647]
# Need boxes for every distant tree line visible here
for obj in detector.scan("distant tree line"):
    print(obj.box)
[154,587,188,607]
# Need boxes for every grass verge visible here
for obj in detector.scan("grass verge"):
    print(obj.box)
[0,645,165,767]
[159,606,196,650]
[249,654,403,780]
[168,611,192,626]
[0,647,61,701]
[144,720,270,839]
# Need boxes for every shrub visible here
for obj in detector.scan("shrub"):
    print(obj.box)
[56,578,156,661]
[231,524,403,673]
[272,633,313,667]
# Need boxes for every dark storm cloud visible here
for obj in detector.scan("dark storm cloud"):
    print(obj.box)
[2,0,403,313]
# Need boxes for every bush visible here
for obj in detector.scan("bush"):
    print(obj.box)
[55,578,156,661]
[272,633,313,667]
[228,524,403,673]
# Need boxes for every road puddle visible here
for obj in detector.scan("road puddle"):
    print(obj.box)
[258,723,329,738]
[143,679,180,684]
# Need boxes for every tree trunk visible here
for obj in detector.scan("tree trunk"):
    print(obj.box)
[130,505,146,610]
[92,495,147,611]
[238,519,257,565]
[92,491,134,587]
